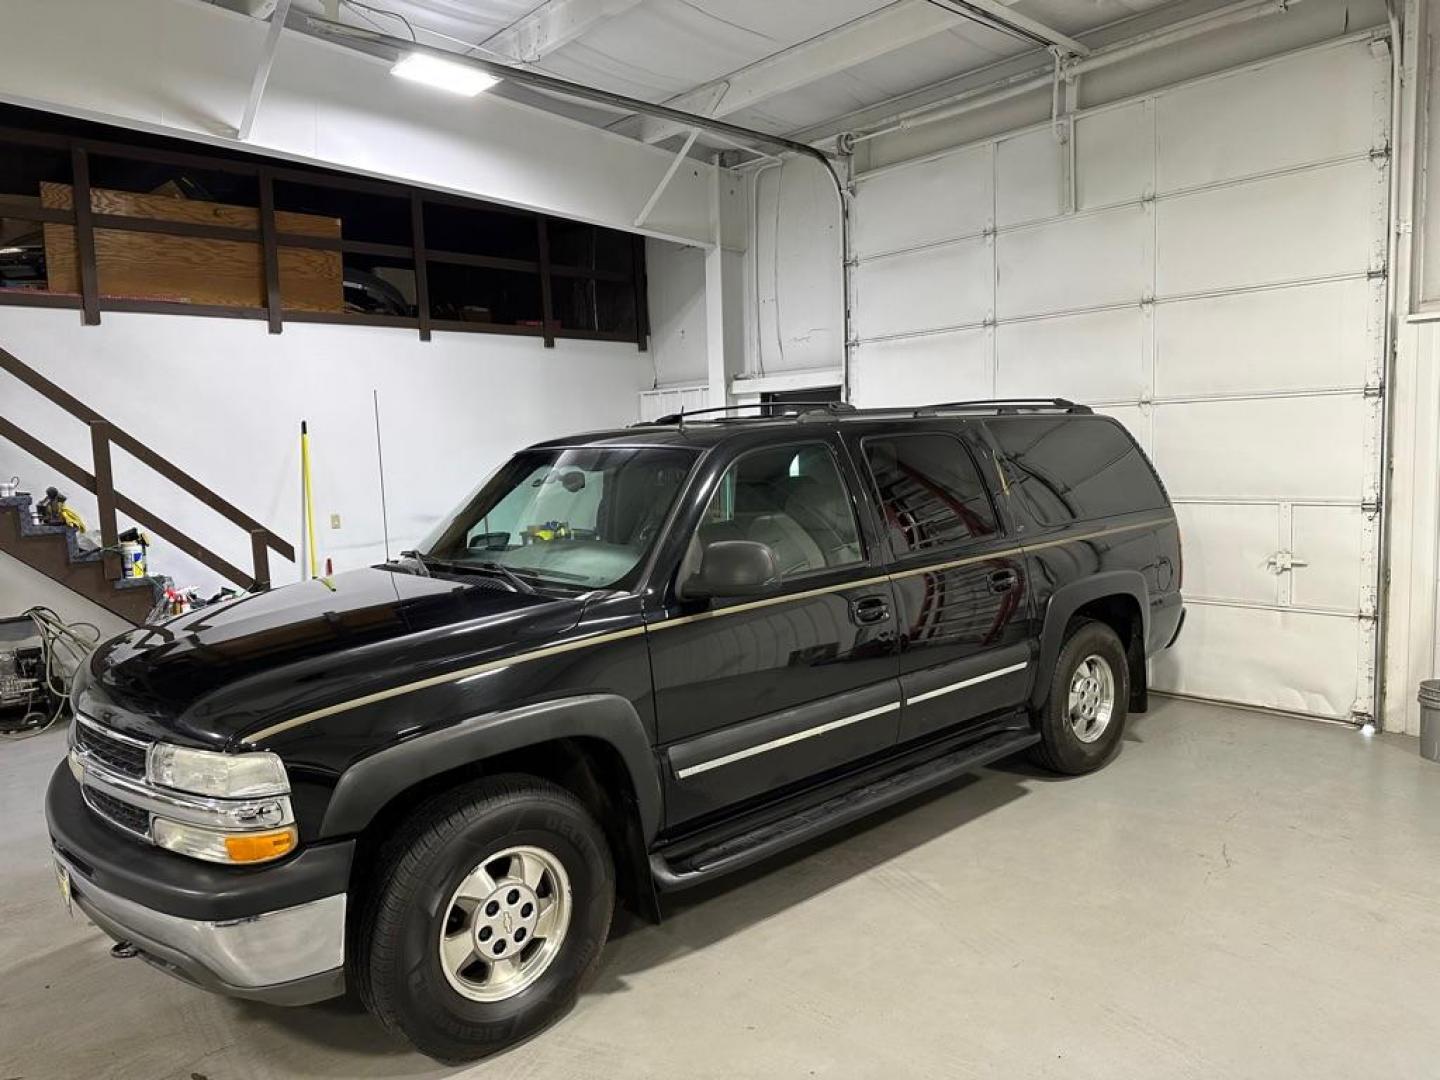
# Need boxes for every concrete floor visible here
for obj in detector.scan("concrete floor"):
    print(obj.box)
[5,697,1440,1079]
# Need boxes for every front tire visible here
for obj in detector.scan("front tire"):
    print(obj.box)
[1033,619,1129,775]
[354,775,614,1063]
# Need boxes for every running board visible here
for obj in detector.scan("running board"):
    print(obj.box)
[650,728,1040,891]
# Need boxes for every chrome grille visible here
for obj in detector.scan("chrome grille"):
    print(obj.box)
[82,786,150,838]
[74,715,150,778]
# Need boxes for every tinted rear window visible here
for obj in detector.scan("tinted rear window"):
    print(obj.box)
[863,433,998,554]
[987,417,1168,524]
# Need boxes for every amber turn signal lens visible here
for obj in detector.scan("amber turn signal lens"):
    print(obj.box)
[223,828,297,863]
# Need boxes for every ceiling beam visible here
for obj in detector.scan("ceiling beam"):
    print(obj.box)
[933,0,1090,56]
[481,0,646,63]
[237,0,292,140]
[626,0,960,144]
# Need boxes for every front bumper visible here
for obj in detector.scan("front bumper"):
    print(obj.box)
[47,763,351,1005]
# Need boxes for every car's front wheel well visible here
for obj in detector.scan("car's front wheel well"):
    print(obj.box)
[348,737,657,925]
[1071,594,1147,712]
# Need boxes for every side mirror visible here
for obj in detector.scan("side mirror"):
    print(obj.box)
[680,540,780,600]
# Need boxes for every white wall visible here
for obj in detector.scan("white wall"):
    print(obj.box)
[0,554,130,640]
[752,159,844,377]
[645,239,708,387]
[0,307,654,600]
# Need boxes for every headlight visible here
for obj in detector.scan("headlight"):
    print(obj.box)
[148,743,289,798]
[153,819,297,864]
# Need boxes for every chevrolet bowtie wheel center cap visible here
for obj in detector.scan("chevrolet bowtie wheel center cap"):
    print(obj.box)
[438,845,573,1003]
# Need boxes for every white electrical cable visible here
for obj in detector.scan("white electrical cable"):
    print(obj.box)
[1,606,101,740]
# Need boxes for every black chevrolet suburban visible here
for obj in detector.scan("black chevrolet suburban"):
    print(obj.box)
[47,398,1183,1061]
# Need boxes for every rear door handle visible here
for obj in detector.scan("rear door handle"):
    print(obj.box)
[851,595,891,625]
[988,569,1019,594]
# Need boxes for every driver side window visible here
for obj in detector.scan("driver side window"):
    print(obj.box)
[691,444,863,579]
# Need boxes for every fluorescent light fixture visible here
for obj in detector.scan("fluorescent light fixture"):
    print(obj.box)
[391,53,499,97]
[0,247,21,255]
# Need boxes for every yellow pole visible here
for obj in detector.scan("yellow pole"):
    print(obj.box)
[301,421,318,579]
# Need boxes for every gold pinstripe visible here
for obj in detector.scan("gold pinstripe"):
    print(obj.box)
[244,516,1170,744]
[242,626,649,744]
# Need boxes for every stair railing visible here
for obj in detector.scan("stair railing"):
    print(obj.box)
[0,346,294,590]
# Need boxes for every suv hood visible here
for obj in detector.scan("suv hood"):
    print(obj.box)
[83,566,584,748]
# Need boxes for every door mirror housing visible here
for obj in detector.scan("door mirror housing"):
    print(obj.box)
[680,540,780,600]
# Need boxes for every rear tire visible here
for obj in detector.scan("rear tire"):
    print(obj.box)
[353,775,614,1063]
[1033,619,1129,775]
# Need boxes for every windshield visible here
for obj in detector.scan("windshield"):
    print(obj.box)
[419,446,696,590]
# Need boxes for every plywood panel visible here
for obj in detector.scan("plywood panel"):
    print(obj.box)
[42,182,342,311]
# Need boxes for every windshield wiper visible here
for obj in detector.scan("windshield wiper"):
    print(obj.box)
[394,550,431,577]
[395,551,538,594]
[470,561,536,594]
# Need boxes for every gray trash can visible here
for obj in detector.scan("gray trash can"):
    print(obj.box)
[1420,680,1440,763]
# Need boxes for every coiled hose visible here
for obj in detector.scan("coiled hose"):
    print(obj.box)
[1,606,102,739]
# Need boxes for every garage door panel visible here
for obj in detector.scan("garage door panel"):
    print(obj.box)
[1152,395,1367,501]
[1155,278,1378,397]
[996,127,1063,227]
[1173,503,1280,605]
[1076,101,1151,211]
[1290,504,1367,612]
[1156,159,1381,296]
[844,42,1388,724]
[853,237,991,339]
[850,330,990,407]
[995,308,1145,403]
[997,206,1148,319]
[1156,41,1385,192]
[1150,602,1359,719]
[852,145,992,257]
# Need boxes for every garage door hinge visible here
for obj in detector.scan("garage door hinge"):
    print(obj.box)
[1370,144,1392,163]
[1367,267,1388,281]
[1364,382,1384,398]
[1363,497,1381,515]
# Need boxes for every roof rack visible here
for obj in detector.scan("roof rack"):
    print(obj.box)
[912,398,1093,416]
[639,401,857,426]
[634,397,1092,428]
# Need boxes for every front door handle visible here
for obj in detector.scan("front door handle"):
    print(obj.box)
[988,569,1019,594]
[851,595,891,625]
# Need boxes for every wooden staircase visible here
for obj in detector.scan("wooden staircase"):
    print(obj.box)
[0,493,165,623]
[0,347,294,625]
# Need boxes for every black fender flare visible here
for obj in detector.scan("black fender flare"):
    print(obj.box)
[319,694,662,842]
[1031,571,1149,709]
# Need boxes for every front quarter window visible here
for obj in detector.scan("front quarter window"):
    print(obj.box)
[421,446,695,591]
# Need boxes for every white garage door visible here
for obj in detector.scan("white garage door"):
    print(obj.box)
[847,34,1391,722]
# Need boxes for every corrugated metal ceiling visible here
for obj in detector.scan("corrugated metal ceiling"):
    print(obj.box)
[285,0,1179,138]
